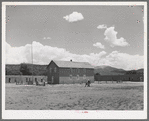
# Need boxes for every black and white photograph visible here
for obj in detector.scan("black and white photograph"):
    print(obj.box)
[2,2,147,119]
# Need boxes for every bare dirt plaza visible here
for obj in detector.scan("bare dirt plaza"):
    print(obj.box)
[6,82,143,110]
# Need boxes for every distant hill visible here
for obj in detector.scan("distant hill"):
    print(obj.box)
[94,65,126,75]
[136,69,144,73]
[94,65,143,75]
[6,64,21,75]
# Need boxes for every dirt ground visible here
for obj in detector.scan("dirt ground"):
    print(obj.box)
[5,81,143,110]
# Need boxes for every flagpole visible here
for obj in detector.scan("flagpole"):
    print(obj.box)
[31,41,33,84]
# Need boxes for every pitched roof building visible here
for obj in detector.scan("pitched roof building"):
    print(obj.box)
[47,60,94,84]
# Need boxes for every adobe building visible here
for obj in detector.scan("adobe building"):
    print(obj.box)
[47,60,94,84]
[6,75,47,84]
[94,72,144,82]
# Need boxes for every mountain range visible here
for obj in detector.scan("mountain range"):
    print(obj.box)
[94,65,143,75]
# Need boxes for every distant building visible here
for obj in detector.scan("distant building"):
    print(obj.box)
[47,60,94,84]
[94,72,144,82]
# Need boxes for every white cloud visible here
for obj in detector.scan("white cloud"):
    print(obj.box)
[93,42,105,49]
[43,37,51,40]
[104,26,129,47]
[5,41,106,65]
[5,42,31,64]
[47,37,51,39]
[63,12,84,22]
[5,41,143,70]
[97,24,107,29]
[103,51,144,70]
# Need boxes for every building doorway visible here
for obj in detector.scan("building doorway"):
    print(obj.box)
[51,76,54,84]
[9,78,11,83]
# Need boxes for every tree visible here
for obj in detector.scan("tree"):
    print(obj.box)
[20,63,32,75]
[95,73,100,75]
[125,70,137,75]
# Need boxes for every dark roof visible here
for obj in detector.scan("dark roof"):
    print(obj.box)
[49,60,94,69]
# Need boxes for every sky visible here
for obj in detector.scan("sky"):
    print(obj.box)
[5,5,145,70]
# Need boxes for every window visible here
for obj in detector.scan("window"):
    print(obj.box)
[59,69,62,73]
[77,75,79,80]
[70,75,72,80]
[26,78,28,82]
[73,69,75,73]
[67,69,69,73]
[9,78,11,83]
[50,68,52,73]
[70,68,72,73]
[89,69,91,74]
[83,68,86,73]
[78,68,80,73]
[54,67,57,73]
[80,69,82,73]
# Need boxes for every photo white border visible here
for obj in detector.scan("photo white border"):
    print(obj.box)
[2,2,147,119]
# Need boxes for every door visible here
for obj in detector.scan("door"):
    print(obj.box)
[51,76,54,84]
[9,78,11,83]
